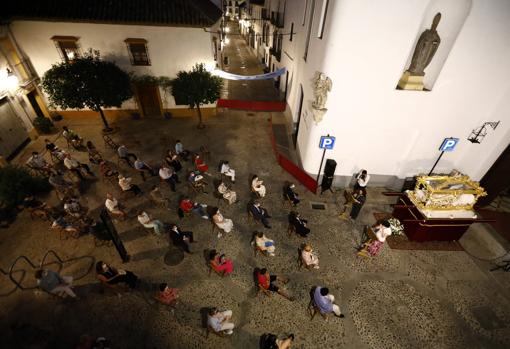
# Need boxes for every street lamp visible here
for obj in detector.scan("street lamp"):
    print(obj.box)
[467,121,500,144]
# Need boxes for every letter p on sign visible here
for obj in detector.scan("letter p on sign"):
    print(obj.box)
[439,138,459,152]
[319,136,336,150]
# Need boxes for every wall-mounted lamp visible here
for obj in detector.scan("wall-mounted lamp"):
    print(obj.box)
[467,121,500,144]
[0,67,20,93]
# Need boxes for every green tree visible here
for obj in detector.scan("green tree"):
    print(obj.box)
[170,63,223,128]
[41,50,133,131]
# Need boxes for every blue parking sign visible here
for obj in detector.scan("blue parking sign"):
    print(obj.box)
[439,138,459,152]
[319,136,335,150]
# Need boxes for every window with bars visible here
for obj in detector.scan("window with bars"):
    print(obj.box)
[125,39,151,66]
[51,36,80,62]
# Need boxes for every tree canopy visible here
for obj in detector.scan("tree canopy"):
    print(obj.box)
[41,49,133,130]
[170,63,223,128]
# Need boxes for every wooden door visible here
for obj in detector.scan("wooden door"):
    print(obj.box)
[478,144,510,207]
[136,85,162,117]
[0,98,29,159]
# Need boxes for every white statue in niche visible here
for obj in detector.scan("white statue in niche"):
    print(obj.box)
[311,71,332,124]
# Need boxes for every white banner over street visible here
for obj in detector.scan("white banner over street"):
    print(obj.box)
[212,67,286,80]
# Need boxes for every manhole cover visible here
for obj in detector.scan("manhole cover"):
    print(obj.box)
[471,306,505,330]
[310,202,327,210]
[164,248,184,266]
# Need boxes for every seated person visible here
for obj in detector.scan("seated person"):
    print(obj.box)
[358,220,392,257]
[256,268,293,301]
[150,185,171,209]
[283,181,300,206]
[313,286,344,318]
[288,211,310,237]
[193,154,209,173]
[62,126,83,148]
[118,174,142,196]
[64,197,86,218]
[188,171,207,193]
[248,201,271,228]
[350,189,366,220]
[212,207,234,237]
[64,154,94,179]
[301,244,319,269]
[137,210,165,235]
[165,150,183,172]
[44,138,59,152]
[260,333,295,349]
[169,224,195,253]
[207,308,235,335]
[117,145,137,167]
[51,215,79,236]
[219,161,235,183]
[26,151,51,174]
[217,181,237,204]
[174,140,190,161]
[134,158,156,181]
[179,197,209,219]
[159,165,178,192]
[35,269,77,298]
[254,231,276,256]
[105,193,126,220]
[21,195,48,216]
[154,282,179,306]
[95,261,138,289]
[99,161,119,179]
[49,171,75,193]
[208,249,234,276]
[251,175,266,197]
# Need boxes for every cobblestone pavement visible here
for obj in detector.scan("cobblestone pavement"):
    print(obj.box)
[1,110,510,349]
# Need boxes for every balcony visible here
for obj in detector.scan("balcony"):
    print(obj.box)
[269,47,281,62]
[270,11,284,28]
[11,58,39,89]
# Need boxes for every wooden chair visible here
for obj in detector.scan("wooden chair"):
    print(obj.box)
[308,286,328,320]
[103,134,119,151]
[257,283,271,297]
[199,145,211,162]
[339,189,355,219]
[282,193,294,208]
[287,223,296,237]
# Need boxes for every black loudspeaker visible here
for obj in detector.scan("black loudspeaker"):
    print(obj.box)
[321,159,337,193]
[324,159,337,177]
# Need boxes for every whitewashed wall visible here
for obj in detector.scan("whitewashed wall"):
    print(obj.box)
[10,20,219,109]
[282,0,510,183]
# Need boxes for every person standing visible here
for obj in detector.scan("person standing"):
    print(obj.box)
[354,169,370,193]
[350,189,366,220]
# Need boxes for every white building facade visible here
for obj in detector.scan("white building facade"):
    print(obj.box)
[247,0,510,187]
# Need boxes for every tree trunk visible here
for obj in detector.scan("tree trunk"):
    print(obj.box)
[196,103,205,129]
[97,107,112,132]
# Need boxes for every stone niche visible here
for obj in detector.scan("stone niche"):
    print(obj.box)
[396,0,472,91]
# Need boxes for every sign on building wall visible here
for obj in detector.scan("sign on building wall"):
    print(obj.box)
[319,136,336,149]
[439,138,459,152]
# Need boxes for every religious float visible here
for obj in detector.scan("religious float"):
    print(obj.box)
[386,173,492,242]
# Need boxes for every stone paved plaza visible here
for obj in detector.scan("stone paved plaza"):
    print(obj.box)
[1,111,510,349]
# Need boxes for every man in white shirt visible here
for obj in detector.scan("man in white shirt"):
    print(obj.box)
[137,210,165,235]
[159,165,178,192]
[354,169,370,193]
[174,140,189,161]
[207,308,235,335]
[64,154,94,179]
[220,161,236,183]
[105,193,126,219]
[118,174,142,196]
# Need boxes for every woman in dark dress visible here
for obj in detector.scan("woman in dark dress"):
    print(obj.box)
[165,150,182,172]
[95,261,138,289]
